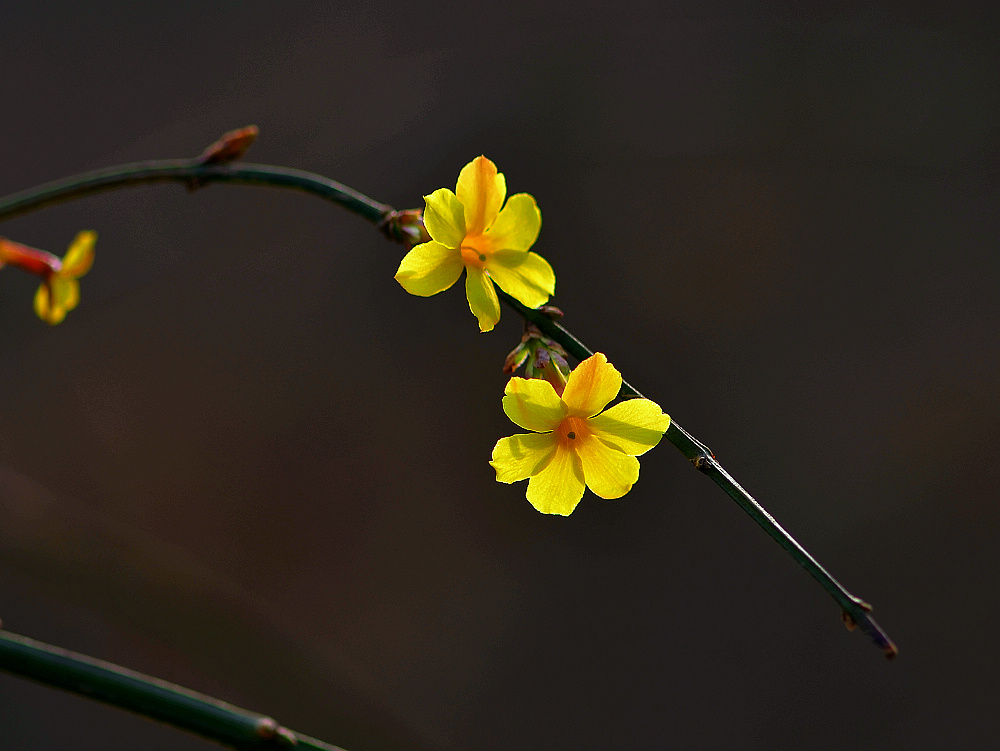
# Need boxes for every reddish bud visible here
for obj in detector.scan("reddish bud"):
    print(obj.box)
[198,125,259,165]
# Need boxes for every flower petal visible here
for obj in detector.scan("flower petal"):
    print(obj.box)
[574,436,640,499]
[34,282,66,325]
[491,432,558,483]
[502,377,567,432]
[526,443,586,515]
[422,188,465,248]
[56,276,80,313]
[465,265,501,332]
[456,156,506,236]
[395,241,464,297]
[561,353,622,417]
[486,250,555,309]
[62,230,96,278]
[485,193,541,251]
[588,398,671,456]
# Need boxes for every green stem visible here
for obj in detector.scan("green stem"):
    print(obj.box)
[0,630,345,750]
[0,160,391,225]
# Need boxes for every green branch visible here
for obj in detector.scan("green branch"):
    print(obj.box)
[0,160,391,226]
[0,630,345,750]
[0,131,895,746]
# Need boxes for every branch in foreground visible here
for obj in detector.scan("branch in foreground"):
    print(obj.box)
[0,629,345,750]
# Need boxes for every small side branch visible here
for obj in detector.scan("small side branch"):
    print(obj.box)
[0,630,346,750]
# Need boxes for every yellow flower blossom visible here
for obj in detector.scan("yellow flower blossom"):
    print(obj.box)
[34,230,96,325]
[394,156,555,332]
[0,230,96,324]
[491,353,671,515]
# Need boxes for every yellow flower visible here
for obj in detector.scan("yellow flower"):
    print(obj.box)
[394,156,555,332]
[34,231,97,325]
[491,353,671,515]
[0,230,96,324]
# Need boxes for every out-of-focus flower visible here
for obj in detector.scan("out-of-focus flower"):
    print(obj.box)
[0,231,96,324]
[491,353,671,515]
[394,156,554,332]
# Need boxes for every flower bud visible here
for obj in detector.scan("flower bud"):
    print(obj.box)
[380,208,430,249]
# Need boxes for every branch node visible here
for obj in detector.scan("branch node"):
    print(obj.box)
[691,454,713,472]
[255,717,299,747]
[378,207,429,248]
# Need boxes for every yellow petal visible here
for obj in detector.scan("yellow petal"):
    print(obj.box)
[484,193,541,251]
[562,353,622,417]
[588,398,671,456]
[574,435,640,499]
[456,156,506,236]
[422,188,465,248]
[395,241,464,297]
[502,377,567,432]
[465,265,500,332]
[61,230,96,278]
[486,250,555,309]
[33,282,66,325]
[526,443,586,515]
[56,276,80,313]
[491,432,558,483]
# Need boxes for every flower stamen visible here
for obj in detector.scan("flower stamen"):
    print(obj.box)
[557,416,589,446]
[460,245,488,268]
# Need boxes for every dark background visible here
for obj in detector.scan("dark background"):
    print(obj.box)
[1,2,997,749]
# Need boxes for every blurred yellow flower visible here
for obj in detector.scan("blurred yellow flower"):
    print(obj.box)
[394,156,554,332]
[491,353,671,515]
[0,230,96,324]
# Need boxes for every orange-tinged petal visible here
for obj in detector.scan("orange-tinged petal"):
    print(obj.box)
[0,238,60,275]
[491,432,558,483]
[562,353,622,417]
[574,436,640,499]
[588,398,670,456]
[456,156,506,236]
[486,250,555,309]
[526,443,586,515]
[465,265,501,332]
[484,193,541,251]
[502,377,567,432]
[395,241,464,297]
[61,230,96,278]
[422,188,465,248]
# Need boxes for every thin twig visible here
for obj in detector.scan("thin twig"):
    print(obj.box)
[0,160,390,225]
[0,630,345,750]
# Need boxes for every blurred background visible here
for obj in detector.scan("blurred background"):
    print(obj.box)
[1,1,997,749]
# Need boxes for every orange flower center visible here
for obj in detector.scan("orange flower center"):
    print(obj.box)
[460,235,491,269]
[556,416,589,446]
